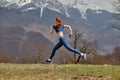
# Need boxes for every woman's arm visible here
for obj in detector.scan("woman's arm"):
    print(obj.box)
[64,25,73,38]
[49,26,54,34]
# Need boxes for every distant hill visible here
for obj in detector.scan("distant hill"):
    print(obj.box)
[0,7,54,62]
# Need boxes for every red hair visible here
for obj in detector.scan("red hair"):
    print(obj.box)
[54,17,62,27]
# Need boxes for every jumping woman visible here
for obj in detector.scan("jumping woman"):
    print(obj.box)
[45,17,86,63]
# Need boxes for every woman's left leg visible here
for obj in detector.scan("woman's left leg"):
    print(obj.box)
[49,41,63,59]
[59,37,80,55]
[45,41,63,63]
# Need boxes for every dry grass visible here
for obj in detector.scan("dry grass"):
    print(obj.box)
[0,63,120,80]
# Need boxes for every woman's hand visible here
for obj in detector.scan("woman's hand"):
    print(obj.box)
[69,33,72,38]
[49,27,54,34]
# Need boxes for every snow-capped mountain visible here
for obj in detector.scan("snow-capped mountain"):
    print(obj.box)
[0,0,120,55]
[0,0,32,7]
[0,0,110,19]
[59,0,116,13]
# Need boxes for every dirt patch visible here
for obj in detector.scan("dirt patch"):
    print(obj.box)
[71,75,111,80]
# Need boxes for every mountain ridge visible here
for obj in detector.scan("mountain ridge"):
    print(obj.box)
[0,0,120,54]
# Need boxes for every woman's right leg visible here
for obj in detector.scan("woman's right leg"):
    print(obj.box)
[59,37,86,60]
[49,41,63,59]
[59,37,80,54]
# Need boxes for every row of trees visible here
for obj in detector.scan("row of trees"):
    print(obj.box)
[90,46,120,65]
[0,42,49,63]
[0,32,119,65]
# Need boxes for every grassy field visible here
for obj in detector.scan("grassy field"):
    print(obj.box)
[0,63,120,80]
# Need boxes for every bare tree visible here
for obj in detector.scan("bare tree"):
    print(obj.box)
[71,32,98,64]
[18,42,49,63]
[0,50,13,63]
[73,32,83,63]
[109,46,120,65]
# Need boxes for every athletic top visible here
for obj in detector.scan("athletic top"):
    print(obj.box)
[53,25,64,33]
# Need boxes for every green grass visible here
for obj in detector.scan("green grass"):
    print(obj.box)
[0,63,120,80]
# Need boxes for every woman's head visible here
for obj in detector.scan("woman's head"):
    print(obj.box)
[54,17,62,27]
